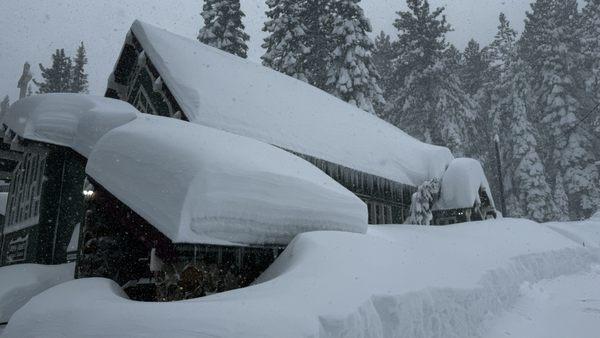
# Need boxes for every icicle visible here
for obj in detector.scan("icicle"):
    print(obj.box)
[10,134,24,152]
[3,128,12,144]
[137,50,147,67]
[149,248,164,272]
[153,76,163,92]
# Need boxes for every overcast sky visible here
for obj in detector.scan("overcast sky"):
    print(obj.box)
[0,0,558,100]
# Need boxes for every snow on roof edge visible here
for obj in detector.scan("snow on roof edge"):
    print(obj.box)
[3,94,139,158]
[86,115,368,246]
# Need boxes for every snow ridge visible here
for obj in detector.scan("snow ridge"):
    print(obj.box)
[318,247,600,338]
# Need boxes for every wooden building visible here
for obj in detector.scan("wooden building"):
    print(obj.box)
[106,20,456,225]
[77,114,366,300]
[0,94,138,267]
[0,135,86,265]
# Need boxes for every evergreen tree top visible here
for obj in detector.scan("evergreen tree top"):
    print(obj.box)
[198,0,250,58]
[393,0,452,70]
[34,48,72,94]
[71,42,89,93]
[489,13,518,67]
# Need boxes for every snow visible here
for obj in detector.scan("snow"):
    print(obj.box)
[434,158,495,210]
[0,263,74,324]
[125,20,454,187]
[86,114,367,246]
[486,267,600,338]
[5,218,600,337]
[2,94,139,158]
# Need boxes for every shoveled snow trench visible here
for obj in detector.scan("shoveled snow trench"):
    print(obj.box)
[3,218,600,338]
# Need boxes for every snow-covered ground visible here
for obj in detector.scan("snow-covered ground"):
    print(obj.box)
[0,263,74,324]
[3,217,600,338]
[486,266,600,338]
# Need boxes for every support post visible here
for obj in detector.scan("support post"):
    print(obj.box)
[494,134,507,217]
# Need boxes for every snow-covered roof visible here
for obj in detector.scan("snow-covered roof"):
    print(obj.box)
[86,114,367,246]
[119,20,454,187]
[3,94,139,158]
[433,158,495,211]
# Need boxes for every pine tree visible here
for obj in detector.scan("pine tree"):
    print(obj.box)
[385,0,475,156]
[482,13,518,207]
[34,49,72,94]
[553,175,570,221]
[579,0,600,158]
[198,0,250,58]
[520,0,600,220]
[443,44,462,74]
[488,13,518,74]
[71,42,89,93]
[495,61,556,222]
[302,0,334,90]
[324,0,384,113]
[261,0,311,81]
[460,39,489,96]
[407,178,440,225]
[373,31,395,103]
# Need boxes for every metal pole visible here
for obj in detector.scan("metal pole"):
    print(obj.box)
[494,134,507,217]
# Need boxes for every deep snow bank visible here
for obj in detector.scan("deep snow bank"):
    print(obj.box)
[546,216,600,249]
[0,263,74,323]
[486,266,600,338]
[4,219,600,338]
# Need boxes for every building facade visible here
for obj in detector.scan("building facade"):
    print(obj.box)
[0,140,85,266]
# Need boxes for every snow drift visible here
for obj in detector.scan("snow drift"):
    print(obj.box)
[119,20,454,187]
[0,263,74,324]
[86,115,367,246]
[5,218,600,337]
[2,94,139,158]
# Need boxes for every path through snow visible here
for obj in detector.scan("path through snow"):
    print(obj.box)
[485,265,600,338]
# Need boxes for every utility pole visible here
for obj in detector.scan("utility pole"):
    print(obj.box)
[494,134,507,217]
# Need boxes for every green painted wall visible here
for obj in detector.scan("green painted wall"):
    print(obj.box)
[0,145,86,266]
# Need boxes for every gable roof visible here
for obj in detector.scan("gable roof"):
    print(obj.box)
[110,20,454,187]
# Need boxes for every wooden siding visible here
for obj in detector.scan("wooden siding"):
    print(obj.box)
[0,144,86,266]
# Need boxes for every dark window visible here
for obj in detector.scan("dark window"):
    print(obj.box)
[4,151,46,232]
[7,235,28,263]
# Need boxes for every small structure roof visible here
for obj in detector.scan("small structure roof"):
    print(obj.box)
[433,158,495,211]
[3,94,139,158]
[116,20,454,187]
[86,115,368,246]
